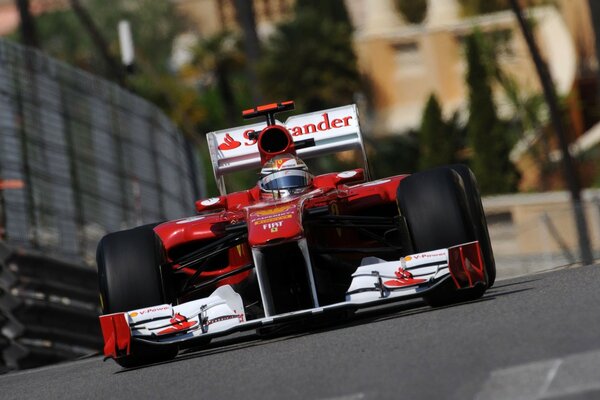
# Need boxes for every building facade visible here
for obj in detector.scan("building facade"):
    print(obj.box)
[173,0,295,39]
[345,0,586,135]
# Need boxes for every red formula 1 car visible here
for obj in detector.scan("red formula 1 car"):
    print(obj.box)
[98,101,495,367]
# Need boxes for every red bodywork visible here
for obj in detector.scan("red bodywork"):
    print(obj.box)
[97,101,492,364]
[100,313,131,359]
[154,173,406,288]
[154,101,408,292]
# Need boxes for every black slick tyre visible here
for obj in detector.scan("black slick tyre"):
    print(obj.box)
[97,224,178,367]
[397,167,486,306]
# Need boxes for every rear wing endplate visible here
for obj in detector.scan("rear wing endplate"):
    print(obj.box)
[206,104,369,194]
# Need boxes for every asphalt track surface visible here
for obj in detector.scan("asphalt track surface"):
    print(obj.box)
[2,264,600,400]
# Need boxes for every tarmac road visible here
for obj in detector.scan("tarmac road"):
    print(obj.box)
[1,264,599,400]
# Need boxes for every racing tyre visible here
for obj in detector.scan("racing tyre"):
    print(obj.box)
[97,224,178,367]
[449,164,496,287]
[397,167,486,306]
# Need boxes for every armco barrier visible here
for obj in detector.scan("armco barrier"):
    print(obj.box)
[484,190,600,279]
[0,37,204,372]
[0,241,101,371]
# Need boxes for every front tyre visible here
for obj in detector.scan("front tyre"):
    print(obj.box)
[97,224,178,367]
[397,167,487,306]
[449,164,496,287]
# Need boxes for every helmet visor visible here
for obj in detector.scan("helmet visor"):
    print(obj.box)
[260,170,313,191]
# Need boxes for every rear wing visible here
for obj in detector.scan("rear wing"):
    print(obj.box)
[206,104,369,194]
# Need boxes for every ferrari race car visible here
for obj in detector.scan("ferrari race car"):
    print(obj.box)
[98,101,496,367]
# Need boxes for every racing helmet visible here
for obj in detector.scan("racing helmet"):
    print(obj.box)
[258,153,313,198]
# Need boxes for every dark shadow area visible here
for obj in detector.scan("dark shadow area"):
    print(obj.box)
[484,287,534,298]
[489,278,540,290]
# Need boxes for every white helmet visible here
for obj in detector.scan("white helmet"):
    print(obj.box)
[258,153,313,198]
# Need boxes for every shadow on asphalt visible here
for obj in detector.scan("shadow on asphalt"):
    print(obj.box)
[489,278,540,290]
[115,278,537,373]
[485,287,534,298]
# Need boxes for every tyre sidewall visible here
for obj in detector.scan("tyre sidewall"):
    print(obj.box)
[97,224,165,314]
[398,167,475,253]
[448,164,496,287]
[397,167,485,305]
[97,224,177,366]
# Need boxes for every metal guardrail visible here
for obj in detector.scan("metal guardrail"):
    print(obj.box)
[485,192,600,279]
[0,38,206,372]
[0,241,101,371]
[0,38,204,266]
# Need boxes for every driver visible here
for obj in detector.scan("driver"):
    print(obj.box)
[258,153,314,199]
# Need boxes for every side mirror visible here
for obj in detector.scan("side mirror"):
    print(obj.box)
[195,196,227,213]
[333,168,365,186]
[313,169,365,188]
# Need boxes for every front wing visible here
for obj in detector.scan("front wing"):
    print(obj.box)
[100,241,485,360]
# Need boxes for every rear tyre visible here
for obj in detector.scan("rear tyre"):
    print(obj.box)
[449,164,496,287]
[97,224,178,367]
[397,167,486,306]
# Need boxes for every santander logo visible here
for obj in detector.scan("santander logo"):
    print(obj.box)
[218,113,353,151]
[219,133,242,150]
[287,113,353,137]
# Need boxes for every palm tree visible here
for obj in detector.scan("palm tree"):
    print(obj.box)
[259,2,360,112]
[191,32,245,124]
[588,0,600,102]
[233,0,262,104]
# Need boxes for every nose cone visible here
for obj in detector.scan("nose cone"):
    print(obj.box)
[246,202,303,247]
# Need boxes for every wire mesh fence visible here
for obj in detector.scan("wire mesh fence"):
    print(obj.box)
[0,39,204,266]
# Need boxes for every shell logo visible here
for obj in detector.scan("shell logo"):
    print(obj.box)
[129,312,139,317]
[404,256,412,262]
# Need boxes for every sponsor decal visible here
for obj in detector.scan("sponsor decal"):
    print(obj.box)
[131,305,170,317]
[288,113,353,137]
[337,170,358,179]
[274,157,292,170]
[404,256,412,262]
[411,252,445,259]
[252,204,296,227]
[254,205,291,216]
[253,214,293,226]
[242,129,257,146]
[218,133,241,150]
[218,112,354,151]
[263,221,283,232]
[384,267,426,288]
